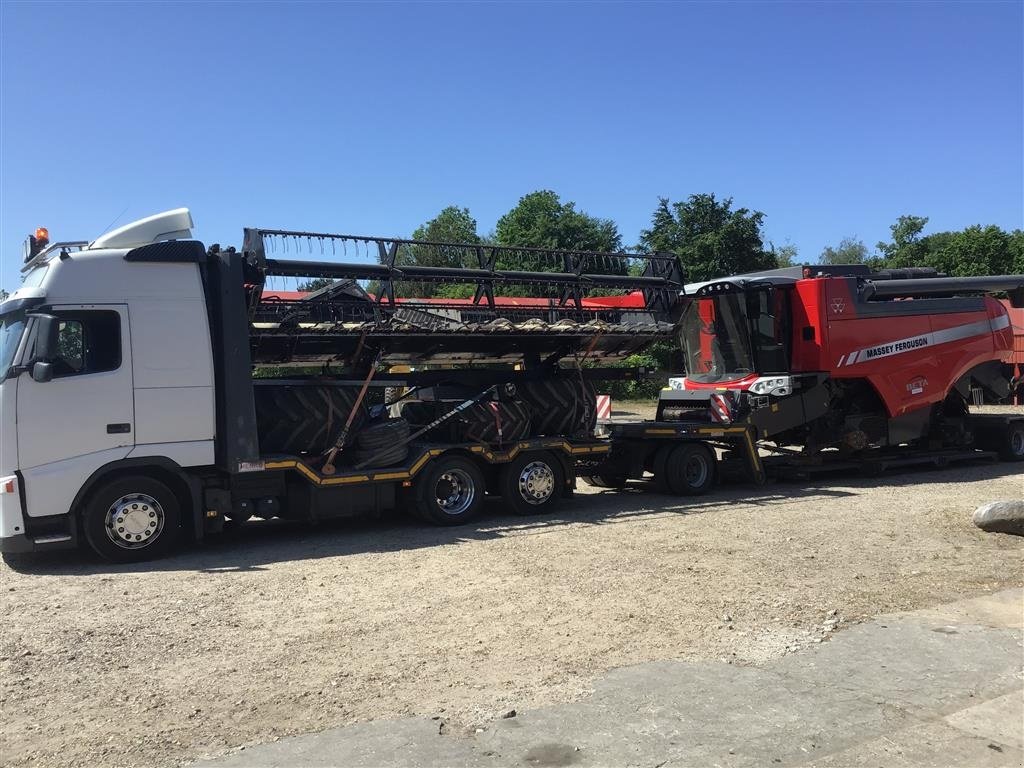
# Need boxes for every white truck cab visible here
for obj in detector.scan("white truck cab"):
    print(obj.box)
[1,210,217,558]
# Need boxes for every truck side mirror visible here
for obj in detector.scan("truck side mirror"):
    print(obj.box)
[31,361,53,383]
[28,313,59,362]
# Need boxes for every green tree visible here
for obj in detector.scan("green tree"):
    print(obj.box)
[876,215,929,268]
[410,205,480,246]
[875,215,1022,276]
[493,190,625,295]
[820,237,868,265]
[495,190,621,253]
[773,243,798,268]
[297,278,334,293]
[383,206,481,298]
[924,225,1016,277]
[638,194,776,283]
[1010,229,1024,274]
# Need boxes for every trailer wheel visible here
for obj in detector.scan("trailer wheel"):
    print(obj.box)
[500,452,565,515]
[665,443,716,496]
[999,422,1024,462]
[412,455,485,526]
[652,443,675,492]
[82,475,182,562]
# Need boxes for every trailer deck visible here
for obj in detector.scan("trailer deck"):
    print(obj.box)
[261,437,611,488]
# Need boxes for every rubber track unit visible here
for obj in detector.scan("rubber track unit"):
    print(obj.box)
[519,379,597,438]
[254,384,367,455]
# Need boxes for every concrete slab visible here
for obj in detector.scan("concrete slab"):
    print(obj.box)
[200,718,487,768]
[805,720,1023,767]
[944,690,1024,750]
[191,589,1024,768]
[768,617,1022,716]
[897,588,1023,630]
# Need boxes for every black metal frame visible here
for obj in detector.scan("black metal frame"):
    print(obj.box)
[241,227,684,368]
[244,228,680,310]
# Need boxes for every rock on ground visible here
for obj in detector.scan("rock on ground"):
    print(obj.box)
[973,500,1024,536]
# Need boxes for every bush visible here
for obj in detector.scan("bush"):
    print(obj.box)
[592,351,672,401]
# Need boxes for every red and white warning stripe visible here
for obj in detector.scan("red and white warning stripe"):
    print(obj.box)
[596,394,612,422]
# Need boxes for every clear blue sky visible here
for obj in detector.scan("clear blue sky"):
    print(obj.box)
[2,1,1021,290]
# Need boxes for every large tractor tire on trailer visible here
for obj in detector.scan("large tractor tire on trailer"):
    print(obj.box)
[254,384,368,455]
[353,418,410,466]
[458,400,532,444]
[519,379,597,438]
[399,400,459,441]
[400,399,533,445]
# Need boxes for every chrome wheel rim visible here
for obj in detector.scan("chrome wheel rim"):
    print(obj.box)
[518,461,555,505]
[683,453,709,488]
[435,469,475,516]
[105,493,164,549]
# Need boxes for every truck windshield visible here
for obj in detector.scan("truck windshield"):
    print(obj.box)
[1,311,26,379]
[679,294,755,383]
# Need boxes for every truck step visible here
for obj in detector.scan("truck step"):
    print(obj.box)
[32,534,73,545]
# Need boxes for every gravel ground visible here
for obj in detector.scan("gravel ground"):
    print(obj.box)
[1,404,1022,768]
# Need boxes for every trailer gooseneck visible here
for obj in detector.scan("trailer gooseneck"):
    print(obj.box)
[1,209,1021,562]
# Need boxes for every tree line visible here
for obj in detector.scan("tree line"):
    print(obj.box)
[299,190,1023,295]
[819,215,1023,276]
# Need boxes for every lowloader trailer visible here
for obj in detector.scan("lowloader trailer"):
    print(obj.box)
[1,210,1022,563]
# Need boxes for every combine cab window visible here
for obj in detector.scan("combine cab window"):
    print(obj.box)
[680,294,756,383]
[679,287,791,382]
[747,288,790,374]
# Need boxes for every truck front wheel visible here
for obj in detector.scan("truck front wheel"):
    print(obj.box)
[82,475,183,562]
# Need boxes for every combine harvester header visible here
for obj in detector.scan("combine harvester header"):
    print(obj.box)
[241,227,683,367]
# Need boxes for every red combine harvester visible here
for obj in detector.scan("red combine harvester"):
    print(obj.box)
[596,265,1024,490]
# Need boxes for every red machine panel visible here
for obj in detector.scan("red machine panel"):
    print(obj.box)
[824,280,1011,416]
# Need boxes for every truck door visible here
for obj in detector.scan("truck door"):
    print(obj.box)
[16,306,134,493]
